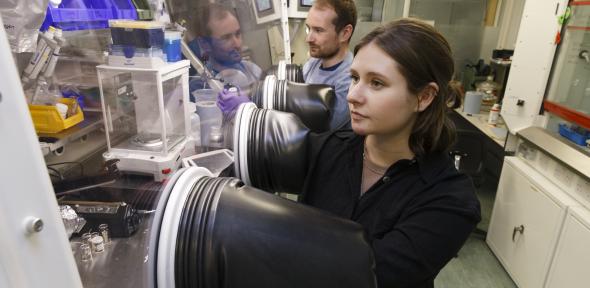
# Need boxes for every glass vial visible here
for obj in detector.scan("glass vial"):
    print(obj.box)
[99,223,110,245]
[90,235,104,253]
[81,232,92,246]
[80,243,93,262]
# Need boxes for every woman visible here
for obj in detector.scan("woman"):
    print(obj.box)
[299,19,481,287]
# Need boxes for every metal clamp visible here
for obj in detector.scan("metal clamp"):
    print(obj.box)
[512,225,524,242]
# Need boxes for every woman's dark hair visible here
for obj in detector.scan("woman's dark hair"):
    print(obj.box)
[353,18,460,156]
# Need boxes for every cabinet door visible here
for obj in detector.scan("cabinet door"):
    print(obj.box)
[545,207,590,288]
[487,157,568,288]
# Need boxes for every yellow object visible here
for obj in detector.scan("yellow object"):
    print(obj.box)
[108,20,164,29]
[29,98,84,133]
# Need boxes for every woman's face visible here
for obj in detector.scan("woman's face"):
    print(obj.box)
[347,42,419,137]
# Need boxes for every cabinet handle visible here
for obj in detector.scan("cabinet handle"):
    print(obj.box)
[512,225,525,242]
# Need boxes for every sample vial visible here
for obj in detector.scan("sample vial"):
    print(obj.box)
[99,224,111,245]
[81,232,92,245]
[90,235,105,253]
[80,243,93,262]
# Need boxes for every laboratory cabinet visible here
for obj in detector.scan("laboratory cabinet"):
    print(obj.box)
[545,206,590,288]
[487,157,577,288]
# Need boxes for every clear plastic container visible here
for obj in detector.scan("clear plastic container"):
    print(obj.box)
[209,125,224,148]
[188,102,201,146]
[193,89,223,147]
[110,45,165,59]
[181,149,234,176]
[109,20,165,48]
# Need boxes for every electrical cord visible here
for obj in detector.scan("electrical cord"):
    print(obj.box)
[47,166,63,180]
[47,161,84,177]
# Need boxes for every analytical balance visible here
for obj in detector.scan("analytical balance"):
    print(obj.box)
[97,60,194,181]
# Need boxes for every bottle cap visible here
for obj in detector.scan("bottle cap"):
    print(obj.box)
[45,26,56,38]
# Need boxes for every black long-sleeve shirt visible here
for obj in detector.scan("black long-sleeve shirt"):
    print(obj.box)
[300,130,481,288]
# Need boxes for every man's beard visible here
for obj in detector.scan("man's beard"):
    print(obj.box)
[309,44,339,60]
[213,49,242,66]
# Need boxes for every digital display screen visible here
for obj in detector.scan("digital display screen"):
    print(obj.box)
[300,0,314,7]
[256,0,272,12]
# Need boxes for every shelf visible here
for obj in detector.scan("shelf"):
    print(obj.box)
[39,111,104,156]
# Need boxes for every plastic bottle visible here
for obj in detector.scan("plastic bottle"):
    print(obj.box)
[476,75,500,108]
[42,28,65,78]
[31,76,61,105]
[488,103,501,125]
[477,76,500,97]
[22,27,56,83]
[188,102,201,146]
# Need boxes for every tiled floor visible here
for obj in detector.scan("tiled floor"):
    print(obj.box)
[435,236,516,288]
[435,172,516,287]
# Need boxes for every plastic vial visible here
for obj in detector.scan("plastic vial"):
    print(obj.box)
[99,224,110,245]
[488,103,501,125]
[209,125,224,148]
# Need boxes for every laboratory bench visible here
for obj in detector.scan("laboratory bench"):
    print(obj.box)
[450,109,507,181]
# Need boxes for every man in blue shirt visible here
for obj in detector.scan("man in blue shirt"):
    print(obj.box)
[188,3,262,91]
[303,0,357,130]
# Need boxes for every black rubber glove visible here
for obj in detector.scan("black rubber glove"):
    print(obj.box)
[234,104,311,194]
[172,175,377,288]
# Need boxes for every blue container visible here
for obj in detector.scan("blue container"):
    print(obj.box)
[558,123,590,146]
[110,0,138,19]
[41,0,137,31]
[164,31,182,62]
[110,27,164,48]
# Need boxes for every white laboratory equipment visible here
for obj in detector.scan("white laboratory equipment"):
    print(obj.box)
[0,17,82,287]
[97,60,195,181]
